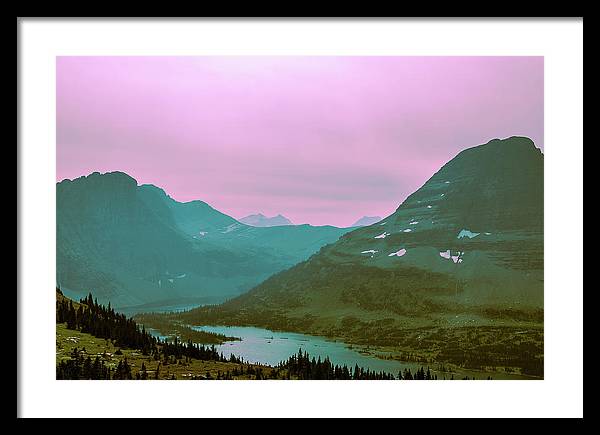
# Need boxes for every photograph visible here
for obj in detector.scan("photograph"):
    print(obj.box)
[55,56,544,381]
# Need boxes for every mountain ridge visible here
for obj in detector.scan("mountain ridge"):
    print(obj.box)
[57,171,352,308]
[239,213,293,227]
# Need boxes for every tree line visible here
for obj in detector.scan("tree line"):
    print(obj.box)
[277,349,394,380]
[57,291,157,354]
[276,348,451,380]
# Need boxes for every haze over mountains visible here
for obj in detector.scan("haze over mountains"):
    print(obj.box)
[351,216,383,227]
[56,172,352,309]
[178,137,544,337]
[239,213,293,227]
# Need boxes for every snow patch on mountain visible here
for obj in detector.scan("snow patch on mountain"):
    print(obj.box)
[457,229,480,239]
[388,248,407,257]
[440,250,464,263]
[222,223,242,233]
[374,232,390,239]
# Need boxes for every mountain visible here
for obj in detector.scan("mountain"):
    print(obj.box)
[57,172,352,309]
[174,137,544,374]
[239,213,293,227]
[351,216,382,227]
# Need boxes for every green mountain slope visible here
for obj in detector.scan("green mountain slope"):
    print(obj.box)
[178,137,544,334]
[57,172,351,308]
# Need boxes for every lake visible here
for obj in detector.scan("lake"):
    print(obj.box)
[183,325,534,380]
[192,325,409,374]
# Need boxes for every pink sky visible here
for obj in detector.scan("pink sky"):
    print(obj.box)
[57,56,543,227]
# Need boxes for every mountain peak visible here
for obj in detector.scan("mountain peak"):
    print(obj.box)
[388,135,543,232]
[58,170,138,186]
[57,171,140,199]
[489,135,537,147]
[239,213,293,227]
[351,216,383,227]
[460,136,541,159]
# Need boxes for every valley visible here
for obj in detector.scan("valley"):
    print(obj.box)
[57,172,352,309]
[156,136,545,378]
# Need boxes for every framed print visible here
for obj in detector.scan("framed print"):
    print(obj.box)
[17,18,583,419]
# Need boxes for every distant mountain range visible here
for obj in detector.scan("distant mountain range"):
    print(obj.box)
[239,213,293,227]
[56,172,352,308]
[351,216,382,227]
[176,137,544,342]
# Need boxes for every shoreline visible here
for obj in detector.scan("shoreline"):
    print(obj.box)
[182,323,540,380]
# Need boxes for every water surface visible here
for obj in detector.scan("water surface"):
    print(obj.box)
[194,325,407,373]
